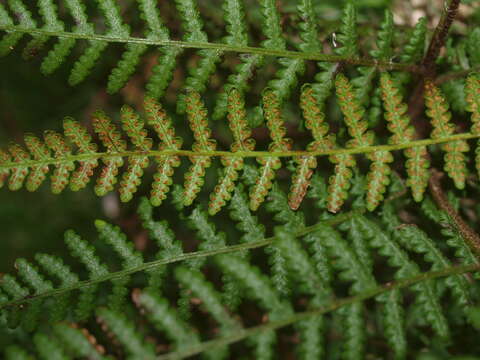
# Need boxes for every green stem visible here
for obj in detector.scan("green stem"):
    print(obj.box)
[0,210,359,309]
[1,133,478,170]
[0,25,419,71]
[158,263,480,360]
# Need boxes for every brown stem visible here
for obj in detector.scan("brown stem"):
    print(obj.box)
[422,0,461,76]
[428,169,480,261]
[408,0,461,130]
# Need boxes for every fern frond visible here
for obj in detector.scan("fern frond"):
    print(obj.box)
[2,200,480,358]
[2,75,480,212]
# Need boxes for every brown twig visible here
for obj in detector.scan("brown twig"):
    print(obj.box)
[429,169,480,261]
[408,0,462,127]
[422,0,461,76]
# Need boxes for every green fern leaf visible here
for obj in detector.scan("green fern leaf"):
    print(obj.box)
[370,10,394,61]
[0,3,23,56]
[6,143,30,191]
[33,332,68,360]
[52,323,109,360]
[209,89,254,215]
[380,72,430,201]
[23,134,50,192]
[465,73,480,177]
[43,130,75,194]
[183,91,217,206]
[424,80,469,189]
[250,90,292,211]
[62,117,99,191]
[289,85,335,210]
[136,289,200,351]
[96,308,156,359]
[228,185,266,244]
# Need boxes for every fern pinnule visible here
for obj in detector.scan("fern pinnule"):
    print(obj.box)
[56,323,109,359]
[288,85,334,210]
[365,150,393,211]
[250,89,292,211]
[183,91,217,206]
[7,0,44,60]
[63,117,99,191]
[97,0,140,94]
[335,73,392,211]
[140,0,179,100]
[36,0,75,75]
[327,154,356,213]
[229,186,266,244]
[64,229,108,320]
[0,3,22,57]
[335,74,373,148]
[91,111,127,197]
[370,10,394,61]
[174,0,222,114]
[135,289,200,351]
[23,134,50,192]
[335,3,358,59]
[67,0,119,86]
[6,143,30,191]
[380,72,430,202]
[143,97,182,207]
[209,89,254,215]
[96,307,156,359]
[0,149,10,188]
[465,73,480,177]
[424,80,469,189]
[96,220,145,311]
[118,106,152,202]
[43,130,75,194]
[212,0,261,121]
[33,332,67,360]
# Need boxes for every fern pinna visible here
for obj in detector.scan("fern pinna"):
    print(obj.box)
[1,73,480,213]
[1,185,480,359]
